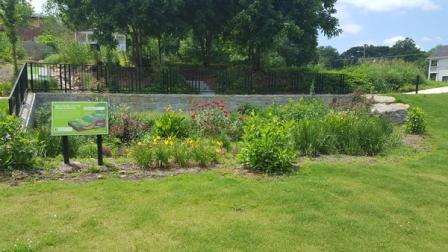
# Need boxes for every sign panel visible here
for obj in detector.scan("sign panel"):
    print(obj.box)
[51,102,109,136]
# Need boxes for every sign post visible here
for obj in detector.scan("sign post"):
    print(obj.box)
[51,102,109,166]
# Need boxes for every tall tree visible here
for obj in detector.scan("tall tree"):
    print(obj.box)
[391,37,425,62]
[184,0,239,66]
[317,46,341,69]
[0,0,32,73]
[230,0,340,70]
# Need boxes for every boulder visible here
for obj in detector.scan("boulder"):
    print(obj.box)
[370,103,410,124]
[364,95,396,104]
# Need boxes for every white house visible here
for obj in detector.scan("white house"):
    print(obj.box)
[428,45,448,82]
[75,31,127,52]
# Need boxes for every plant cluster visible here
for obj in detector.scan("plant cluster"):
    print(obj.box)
[239,98,396,174]
[406,107,426,135]
[154,109,190,138]
[131,137,221,169]
[0,82,12,96]
[192,100,244,140]
[0,114,37,170]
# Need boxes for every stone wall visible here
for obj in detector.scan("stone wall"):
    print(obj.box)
[34,93,354,113]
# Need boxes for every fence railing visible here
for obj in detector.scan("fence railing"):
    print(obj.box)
[8,64,28,116]
[27,63,350,95]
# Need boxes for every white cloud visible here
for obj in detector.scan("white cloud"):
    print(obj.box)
[343,23,363,34]
[340,0,439,12]
[335,3,363,35]
[383,36,406,46]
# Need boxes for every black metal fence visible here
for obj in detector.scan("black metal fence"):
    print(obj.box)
[27,63,350,95]
[8,64,28,116]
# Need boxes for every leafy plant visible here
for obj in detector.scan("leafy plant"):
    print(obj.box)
[238,115,296,174]
[154,109,190,138]
[0,114,38,170]
[406,107,426,135]
[110,106,150,144]
[0,82,12,96]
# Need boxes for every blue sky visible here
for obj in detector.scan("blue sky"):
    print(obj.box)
[31,0,447,53]
[319,0,448,52]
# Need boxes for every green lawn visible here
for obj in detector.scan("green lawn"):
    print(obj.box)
[0,99,8,114]
[1,94,448,251]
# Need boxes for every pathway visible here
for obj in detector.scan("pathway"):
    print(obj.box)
[407,86,448,94]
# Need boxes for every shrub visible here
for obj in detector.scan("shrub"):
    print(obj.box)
[59,42,94,65]
[154,109,190,138]
[0,114,38,170]
[238,115,296,174]
[192,100,244,140]
[406,107,426,135]
[0,82,12,96]
[333,60,424,93]
[110,106,150,144]
[267,98,329,121]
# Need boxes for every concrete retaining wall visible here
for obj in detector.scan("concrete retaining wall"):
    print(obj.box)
[34,92,354,112]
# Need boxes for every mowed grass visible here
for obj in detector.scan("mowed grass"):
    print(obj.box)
[0,99,7,114]
[1,95,448,251]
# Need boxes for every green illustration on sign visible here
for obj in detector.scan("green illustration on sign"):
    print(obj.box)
[51,102,109,136]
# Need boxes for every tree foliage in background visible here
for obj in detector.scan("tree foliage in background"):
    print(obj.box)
[48,0,340,70]
[0,0,32,73]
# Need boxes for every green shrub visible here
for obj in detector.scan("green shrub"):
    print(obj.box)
[238,115,296,174]
[0,114,38,170]
[154,110,190,138]
[332,60,424,93]
[267,98,329,121]
[0,82,12,96]
[59,42,94,65]
[43,54,62,64]
[406,107,426,135]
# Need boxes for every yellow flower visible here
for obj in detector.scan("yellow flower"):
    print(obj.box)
[215,148,221,154]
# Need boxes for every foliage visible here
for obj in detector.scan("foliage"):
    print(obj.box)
[0,113,37,170]
[37,34,62,51]
[0,0,32,73]
[77,144,98,158]
[237,103,259,115]
[0,81,12,96]
[405,107,426,135]
[59,42,94,65]
[110,106,150,144]
[131,137,221,169]
[292,119,328,156]
[332,60,424,93]
[239,115,296,174]
[191,100,244,140]
[317,46,342,69]
[154,109,190,139]
[267,98,329,121]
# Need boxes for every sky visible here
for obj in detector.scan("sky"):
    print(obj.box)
[30,0,448,53]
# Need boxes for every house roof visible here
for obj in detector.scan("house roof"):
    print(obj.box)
[430,46,448,59]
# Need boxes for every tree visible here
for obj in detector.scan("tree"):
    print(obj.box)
[0,0,32,73]
[183,0,239,66]
[230,0,340,70]
[317,46,341,69]
[391,37,425,62]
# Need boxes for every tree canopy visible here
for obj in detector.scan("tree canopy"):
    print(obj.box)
[48,0,340,69]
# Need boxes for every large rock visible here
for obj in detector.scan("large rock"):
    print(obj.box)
[370,103,410,124]
[364,95,396,104]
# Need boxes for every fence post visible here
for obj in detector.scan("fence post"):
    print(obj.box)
[415,75,420,94]
[29,63,33,91]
